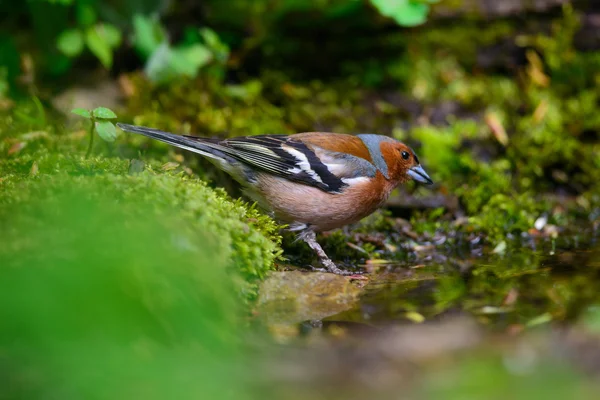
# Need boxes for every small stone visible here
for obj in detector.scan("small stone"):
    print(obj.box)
[534,215,548,231]
[256,271,364,324]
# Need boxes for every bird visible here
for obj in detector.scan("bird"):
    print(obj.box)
[117,123,433,275]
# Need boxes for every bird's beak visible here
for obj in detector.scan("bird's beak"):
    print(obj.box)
[407,165,433,185]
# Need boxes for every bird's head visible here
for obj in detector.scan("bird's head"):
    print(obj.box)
[382,141,433,186]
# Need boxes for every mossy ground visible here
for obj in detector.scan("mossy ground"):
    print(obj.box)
[0,102,282,303]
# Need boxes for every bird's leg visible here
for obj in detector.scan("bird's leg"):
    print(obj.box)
[298,230,354,275]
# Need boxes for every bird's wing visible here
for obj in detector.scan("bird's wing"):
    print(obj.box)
[117,123,376,193]
[288,132,379,183]
[215,135,350,193]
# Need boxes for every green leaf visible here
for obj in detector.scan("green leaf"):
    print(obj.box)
[101,23,122,49]
[199,28,229,64]
[95,120,117,142]
[85,26,113,68]
[57,29,84,57]
[144,42,212,84]
[71,108,91,118]
[179,44,212,70]
[92,107,117,119]
[370,0,429,27]
[144,42,175,84]
[132,14,165,59]
[199,27,220,49]
[75,3,97,26]
[166,44,212,80]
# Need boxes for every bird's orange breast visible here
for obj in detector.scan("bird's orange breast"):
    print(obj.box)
[247,171,394,232]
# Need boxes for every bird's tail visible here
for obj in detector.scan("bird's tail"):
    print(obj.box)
[116,123,224,161]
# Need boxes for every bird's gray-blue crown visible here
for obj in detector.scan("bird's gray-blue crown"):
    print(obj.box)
[356,134,397,179]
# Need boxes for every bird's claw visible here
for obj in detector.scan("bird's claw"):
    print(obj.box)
[319,259,365,276]
[304,265,328,273]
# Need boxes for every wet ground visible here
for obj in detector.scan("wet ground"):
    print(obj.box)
[250,235,600,399]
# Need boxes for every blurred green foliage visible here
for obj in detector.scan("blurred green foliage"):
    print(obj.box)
[421,351,598,400]
[371,0,438,26]
[131,14,229,84]
[0,184,251,399]
[57,22,122,68]
[2,0,227,82]
[1,0,436,84]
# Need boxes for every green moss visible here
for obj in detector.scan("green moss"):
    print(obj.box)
[3,171,280,301]
[409,119,556,243]
[469,193,537,241]
[1,104,282,303]
[386,8,600,243]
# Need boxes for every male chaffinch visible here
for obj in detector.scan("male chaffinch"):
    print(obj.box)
[117,123,433,275]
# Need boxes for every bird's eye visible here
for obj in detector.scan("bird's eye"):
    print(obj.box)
[401,151,410,160]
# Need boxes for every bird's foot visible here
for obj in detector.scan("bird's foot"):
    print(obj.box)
[319,258,364,276]
[298,228,365,277]
[303,265,328,273]
[303,261,366,278]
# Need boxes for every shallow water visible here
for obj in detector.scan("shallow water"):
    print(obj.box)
[260,235,599,329]
[251,235,600,399]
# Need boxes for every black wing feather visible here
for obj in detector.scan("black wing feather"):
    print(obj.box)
[120,123,346,193]
[190,134,346,192]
